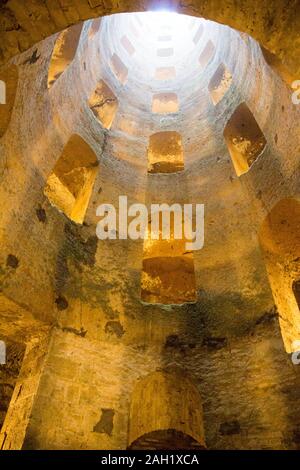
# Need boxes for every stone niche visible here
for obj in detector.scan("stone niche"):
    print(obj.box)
[128,369,206,450]
[89,18,102,38]
[44,135,98,224]
[157,47,174,57]
[0,65,18,138]
[193,24,204,44]
[209,62,233,105]
[147,131,184,174]
[121,35,135,56]
[48,23,83,88]
[223,102,267,176]
[141,212,196,305]
[259,198,300,353]
[110,53,128,84]
[152,92,179,114]
[199,40,215,68]
[89,79,118,130]
[155,66,176,80]
[158,34,172,42]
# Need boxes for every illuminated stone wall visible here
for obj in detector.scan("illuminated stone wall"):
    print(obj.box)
[8,318,300,450]
[0,0,299,79]
[0,9,299,450]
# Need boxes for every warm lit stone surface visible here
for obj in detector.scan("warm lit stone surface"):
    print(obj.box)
[110,53,128,84]
[4,320,300,450]
[147,132,184,173]
[141,211,196,304]
[48,23,83,88]
[141,255,197,304]
[128,369,206,449]
[88,79,118,130]
[209,62,232,105]
[1,0,299,79]
[44,135,98,224]
[199,40,215,68]
[155,66,176,80]
[261,47,296,87]
[223,102,267,176]
[152,93,179,114]
[259,198,300,353]
[0,8,299,451]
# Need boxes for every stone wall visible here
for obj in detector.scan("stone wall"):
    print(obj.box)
[0,1,299,78]
[0,8,299,450]
[18,317,300,450]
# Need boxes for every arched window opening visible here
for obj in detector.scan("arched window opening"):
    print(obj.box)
[89,18,102,37]
[110,53,128,84]
[0,65,18,138]
[259,198,300,353]
[88,80,118,130]
[141,211,196,304]
[199,40,215,68]
[223,102,267,176]
[152,92,179,114]
[147,131,184,174]
[48,23,83,88]
[155,67,176,80]
[209,63,232,105]
[128,369,206,450]
[44,135,98,224]
[292,280,300,310]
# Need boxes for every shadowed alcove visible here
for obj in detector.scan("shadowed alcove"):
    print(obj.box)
[128,369,206,450]
[292,280,300,311]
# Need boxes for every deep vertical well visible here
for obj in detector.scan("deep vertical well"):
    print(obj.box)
[0,10,300,450]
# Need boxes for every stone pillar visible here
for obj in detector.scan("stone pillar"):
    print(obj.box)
[0,333,51,450]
